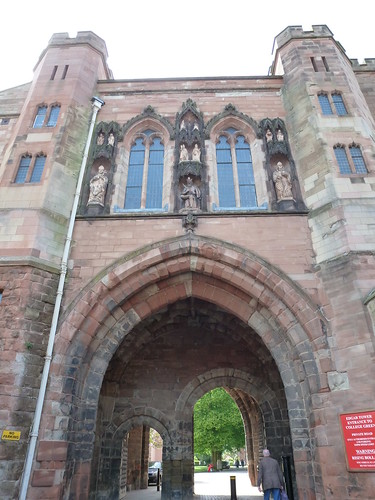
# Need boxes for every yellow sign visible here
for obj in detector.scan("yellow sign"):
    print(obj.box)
[2,430,21,441]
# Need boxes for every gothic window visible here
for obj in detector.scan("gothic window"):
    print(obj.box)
[332,93,347,116]
[216,129,257,208]
[349,145,367,173]
[318,92,347,116]
[318,94,333,115]
[124,131,164,210]
[334,144,367,174]
[46,105,61,127]
[33,106,48,128]
[30,155,47,182]
[14,154,46,183]
[33,104,60,128]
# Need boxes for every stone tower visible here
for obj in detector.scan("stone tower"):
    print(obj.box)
[0,32,109,498]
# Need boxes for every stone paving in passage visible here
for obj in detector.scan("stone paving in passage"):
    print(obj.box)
[125,469,262,499]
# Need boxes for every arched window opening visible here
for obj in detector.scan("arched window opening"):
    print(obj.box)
[146,138,164,209]
[124,138,145,209]
[217,136,235,208]
[33,106,48,128]
[14,154,46,184]
[334,144,367,174]
[215,129,257,209]
[46,105,61,127]
[124,131,165,211]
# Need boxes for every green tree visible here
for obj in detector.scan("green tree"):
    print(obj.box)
[194,388,245,467]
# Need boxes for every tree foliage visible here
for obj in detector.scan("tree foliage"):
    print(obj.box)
[149,428,163,449]
[194,388,245,457]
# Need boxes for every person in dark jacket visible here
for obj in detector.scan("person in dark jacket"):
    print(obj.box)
[257,449,284,500]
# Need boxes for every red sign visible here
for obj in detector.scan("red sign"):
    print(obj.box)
[340,410,375,471]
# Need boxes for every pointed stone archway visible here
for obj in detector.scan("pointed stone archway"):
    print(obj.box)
[40,234,327,499]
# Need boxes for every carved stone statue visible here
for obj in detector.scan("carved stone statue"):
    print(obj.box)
[179,144,188,162]
[266,129,273,142]
[193,121,199,131]
[87,165,108,207]
[97,132,105,145]
[192,144,201,162]
[180,177,201,210]
[276,129,284,141]
[108,133,115,146]
[180,120,186,130]
[273,162,293,201]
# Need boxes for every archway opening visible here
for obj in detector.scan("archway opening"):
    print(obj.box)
[88,297,296,498]
[193,387,247,488]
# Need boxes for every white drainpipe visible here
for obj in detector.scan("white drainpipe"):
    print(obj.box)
[19,96,105,500]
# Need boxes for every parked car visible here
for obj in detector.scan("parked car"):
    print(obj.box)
[221,461,230,469]
[148,461,162,485]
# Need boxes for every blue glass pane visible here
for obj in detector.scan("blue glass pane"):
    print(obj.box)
[33,106,47,128]
[146,138,164,209]
[30,156,46,182]
[332,94,347,116]
[47,106,60,127]
[217,148,231,162]
[124,187,142,209]
[217,136,231,149]
[129,150,145,165]
[217,137,235,207]
[125,140,145,208]
[149,149,164,164]
[236,137,256,206]
[131,138,146,152]
[143,129,155,136]
[318,95,333,115]
[350,147,367,174]
[15,157,31,183]
[237,162,253,185]
[127,164,144,186]
[334,148,351,174]
[239,185,257,207]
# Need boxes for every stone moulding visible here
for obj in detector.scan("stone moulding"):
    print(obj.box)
[177,160,202,178]
[204,103,261,138]
[122,105,175,139]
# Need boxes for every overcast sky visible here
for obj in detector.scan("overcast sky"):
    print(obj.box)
[1,0,373,90]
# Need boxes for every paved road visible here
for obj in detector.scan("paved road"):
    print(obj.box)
[126,469,262,499]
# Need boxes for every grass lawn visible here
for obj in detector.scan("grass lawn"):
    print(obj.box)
[194,465,208,473]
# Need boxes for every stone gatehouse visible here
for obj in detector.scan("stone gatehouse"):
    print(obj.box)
[0,25,375,499]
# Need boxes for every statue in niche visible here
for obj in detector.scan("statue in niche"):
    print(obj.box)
[273,161,293,201]
[180,120,187,130]
[192,143,201,162]
[266,129,273,142]
[180,177,201,210]
[87,165,108,207]
[179,144,189,162]
[108,132,115,146]
[276,129,284,141]
[193,121,199,131]
[97,132,105,145]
